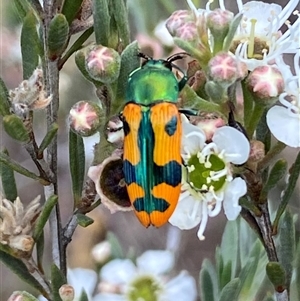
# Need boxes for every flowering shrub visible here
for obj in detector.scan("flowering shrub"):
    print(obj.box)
[0,0,300,301]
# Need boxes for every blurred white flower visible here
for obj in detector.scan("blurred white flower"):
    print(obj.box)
[169,117,249,240]
[94,250,197,301]
[91,240,112,264]
[267,51,300,147]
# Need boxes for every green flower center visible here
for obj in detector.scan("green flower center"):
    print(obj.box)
[127,275,162,301]
[187,153,226,192]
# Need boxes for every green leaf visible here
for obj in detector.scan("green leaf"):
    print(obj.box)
[38,123,59,156]
[3,115,30,142]
[51,264,66,301]
[113,41,139,113]
[61,0,84,25]
[0,250,47,295]
[200,259,218,301]
[7,291,39,301]
[290,240,300,301]
[219,278,240,301]
[21,10,40,79]
[111,0,130,47]
[13,0,31,21]
[76,213,94,227]
[277,210,295,290]
[273,151,300,233]
[107,231,124,259]
[33,195,58,241]
[48,14,69,60]
[0,149,18,201]
[259,159,288,202]
[78,289,89,301]
[266,262,286,292]
[0,151,49,185]
[92,0,110,45]
[223,14,243,51]
[69,130,85,206]
[0,77,10,116]
[36,231,45,273]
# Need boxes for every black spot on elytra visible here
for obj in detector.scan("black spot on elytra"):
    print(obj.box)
[164,116,177,136]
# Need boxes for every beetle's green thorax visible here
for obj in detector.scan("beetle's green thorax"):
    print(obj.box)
[126,60,186,105]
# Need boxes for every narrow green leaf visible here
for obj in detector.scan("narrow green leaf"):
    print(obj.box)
[219,278,240,301]
[111,0,130,47]
[223,14,243,51]
[7,291,39,301]
[273,151,300,233]
[0,152,49,185]
[76,213,94,227]
[266,262,286,292]
[92,0,110,45]
[113,41,139,113]
[78,289,89,301]
[48,14,69,60]
[256,108,271,153]
[13,0,31,21]
[69,130,85,206]
[38,123,59,156]
[290,241,300,301]
[33,195,58,241]
[36,231,45,273]
[21,10,39,79]
[0,250,47,295]
[0,77,11,116]
[3,114,30,142]
[107,231,124,259]
[259,159,288,202]
[51,264,66,301]
[200,259,218,301]
[220,261,232,290]
[61,0,84,25]
[0,149,18,201]
[278,210,295,290]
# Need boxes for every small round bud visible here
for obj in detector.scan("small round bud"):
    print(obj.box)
[246,65,284,104]
[7,291,37,301]
[59,284,75,301]
[85,45,121,83]
[166,10,194,36]
[91,241,112,264]
[9,235,34,253]
[207,9,234,40]
[69,101,102,137]
[208,52,239,86]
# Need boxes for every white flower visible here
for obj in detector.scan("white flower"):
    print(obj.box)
[267,51,300,147]
[187,0,300,71]
[94,250,197,301]
[169,117,249,240]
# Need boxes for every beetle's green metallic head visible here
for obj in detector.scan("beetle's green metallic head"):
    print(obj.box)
[125,53,188,106]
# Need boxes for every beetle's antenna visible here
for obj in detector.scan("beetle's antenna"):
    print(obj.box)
[137,52,152,61]
[167,52,191,63]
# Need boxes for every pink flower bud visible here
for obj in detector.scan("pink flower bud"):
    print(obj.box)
[246,65,284,103]
[249,140,265,162]
[207,9,234,39]
[69,101,102,137]
[208,52,239,85]
[59,284,75,301]
[166,10,194,36]
[85,45,121,83]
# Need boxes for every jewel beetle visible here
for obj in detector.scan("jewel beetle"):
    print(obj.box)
[121,53,188,227]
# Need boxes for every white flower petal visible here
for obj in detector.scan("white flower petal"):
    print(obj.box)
[67,268,97,300]
[267,106,300,147]
[212,126,250,164]
[223,178,246,220]
[100,259,136,284]
[163,271,197,301]
[137,250,174,275]
[169,194,201,230]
